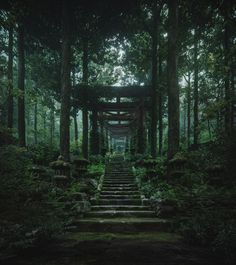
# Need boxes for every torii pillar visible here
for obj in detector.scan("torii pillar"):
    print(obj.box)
[90,110,100,155]
[137,99,146,154]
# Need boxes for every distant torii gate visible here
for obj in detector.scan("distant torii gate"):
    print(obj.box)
[73,85,151,156]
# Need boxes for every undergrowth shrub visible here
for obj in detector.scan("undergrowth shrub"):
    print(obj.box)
[0,145,66,253]
[28,143,59,165]
[0,126,17,146]
[87,163,105,180]
[89,155,105,164]
[133,136,236,262]
[178,186,236,263]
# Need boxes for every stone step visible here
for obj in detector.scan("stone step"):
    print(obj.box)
[100,191,140,195]
[106,171,131,173]
[105,178,134,181]
[104,177,135,180]
[102,188,138,193]
[105,174,134,177]
[70,218,170,233]
[104,179,135,182]
[101,191,139,195]
[107,169,131,170]
[87,210,155,218]
[104,175,135,180]
[102,185,136,188]
[106,172,132,173]
[91,199,142,205]
[106,173,133,176]
[107,168,125,170]
[106,165,127,167]
[105,173,133,175]
[91,205,150,211]
[102,184,137,188]
[105,175,133,177]
[102,185,138,191]
[102,184,138,190]
[103,181,134,185]
[99,194,140,199]
[106,172,132,174]
[107,172,132,174]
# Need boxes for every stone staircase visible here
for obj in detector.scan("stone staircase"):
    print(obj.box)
[89,157,154,218]
[72,156,170,232]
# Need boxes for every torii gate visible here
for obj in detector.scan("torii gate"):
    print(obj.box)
[73,85,151,156]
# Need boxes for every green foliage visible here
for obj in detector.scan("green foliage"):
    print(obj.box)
[0,145,67,252]
[28,144,59,165]
[70,141,81,155]
[178,185,236,262]
[202,99,226,121]
[0,145,32,177]
[0,126,17,146]
[122,32,152,84]
[64,181,85,195]
[132,153,149,162]
[134,167,146,186]
[135,156,167,184]
[88,163,105,175]
[155,157,167,178]
[133,138,236,261]
[87,163,105,181]
[89,155,105,164]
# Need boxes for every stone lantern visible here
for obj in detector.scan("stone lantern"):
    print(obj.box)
[50,155,71,187]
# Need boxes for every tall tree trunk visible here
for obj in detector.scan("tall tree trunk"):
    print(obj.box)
[17,23,26,146]
[207,119,212,140]
[167,0,179,159]
[216,85,222,131]
[147,125,151,154]
[224,2,231,134]
[150,1,160,158]
[60,0,71,161]
[187,72,191,149]
[43,111,47,140]
[34,101,37,144]
[50,109,55,146]
[26,106,30,144]
[73,109,78,147]
[137,100,145,153]
[82,108,88,158]
[90,110,99,155]
[193,28,199,146]
[72,67,78,148]
[99,118,105,156]
[82,37,89,159]
[230,68,235,130]
[105,129,109,151]
[7,24,14,129]
[158,55,163,156]
[183,100,186,141]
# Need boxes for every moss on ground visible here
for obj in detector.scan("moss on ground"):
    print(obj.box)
[64,232,181,243]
